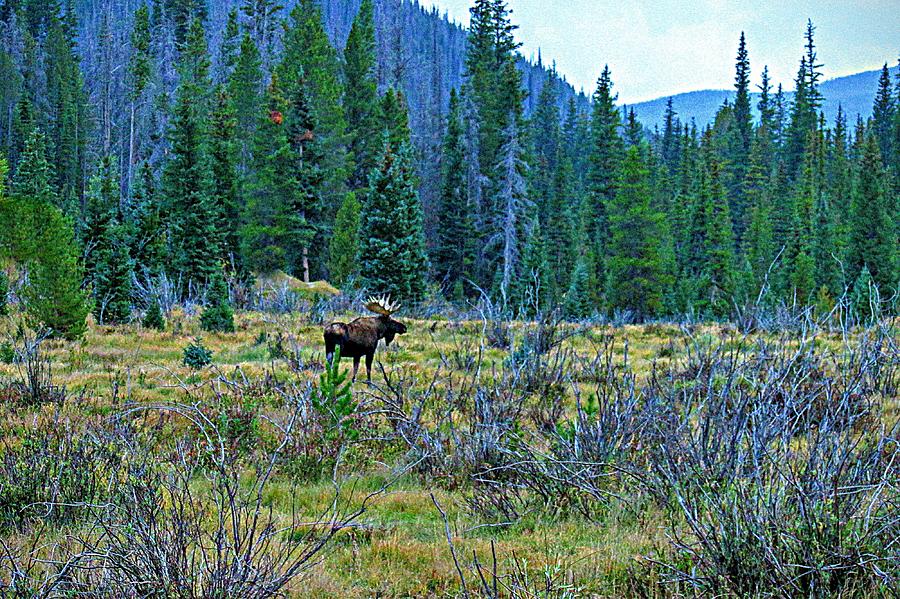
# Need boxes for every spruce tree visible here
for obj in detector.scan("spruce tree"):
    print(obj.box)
[163,18,220,287]
[241,75,297,274]
[606,146,668,320]
[128,162,165,278]
[434,89,476,295]
[344,0,382,189]
[701,150,736,316]
[358,142,429,302]
[848,135,896,292]
[872,63,895,168]
[209,87,242,272]
[564,251,596,320]
[328,192,361,287]
[587,66,623,282]
[142,298,165,331]
[278,0,348,206]
[200,272,235,333]
[228,33,263,172]
[20,199,91,339]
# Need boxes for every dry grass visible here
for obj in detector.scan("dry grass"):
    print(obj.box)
[0,309,895,597]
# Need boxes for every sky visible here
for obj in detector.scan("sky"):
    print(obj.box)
[420,0,900,104]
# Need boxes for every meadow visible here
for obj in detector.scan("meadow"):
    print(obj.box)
[0,301,897,597]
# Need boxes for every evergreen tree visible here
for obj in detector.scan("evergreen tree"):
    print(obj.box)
[434,89,476,296]
[199,272,235,333]
[12,128,57,208]
[209,87,242,272]
[587,66,623,281]
[343,0,382,189]
[358,142,429,302]
[872,63,895,167]
[514,217,551,315]
[496,116,529,304]
[381,89,412,152]
[278,0,347,207]
[128,162,166,278]
[701,150,736,315]
[241,75,297,274]
[328,192,361,287]
[606,146,668,320]
[82,156,132,324]
[564,250,596,320]
[142,298,165,331]
[228,33,263,172]
[217,8,240,83]
[127,4,152,195]
[848,135,896,292]
[163,18,220,286]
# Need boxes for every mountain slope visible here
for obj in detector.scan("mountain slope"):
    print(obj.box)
[628,65,898,129]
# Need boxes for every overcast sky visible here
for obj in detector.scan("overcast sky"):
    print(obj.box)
[421,0,900,104]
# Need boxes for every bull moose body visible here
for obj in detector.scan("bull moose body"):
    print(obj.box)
[324,298,407,381]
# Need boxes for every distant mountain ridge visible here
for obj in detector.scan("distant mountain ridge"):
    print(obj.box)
[627,65,899,130]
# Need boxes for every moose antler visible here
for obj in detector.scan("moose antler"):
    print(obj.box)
[365,294,401,316]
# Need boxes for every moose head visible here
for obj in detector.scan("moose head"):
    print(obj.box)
[364,295,407,346]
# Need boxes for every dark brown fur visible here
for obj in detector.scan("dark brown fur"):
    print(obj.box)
[324,315,407,381]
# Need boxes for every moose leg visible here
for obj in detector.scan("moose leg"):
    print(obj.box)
[325,339,336,366]
[365,352,375,383]
[352,356,360,381]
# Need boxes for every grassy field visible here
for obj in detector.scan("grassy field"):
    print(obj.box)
[0,308,897,597]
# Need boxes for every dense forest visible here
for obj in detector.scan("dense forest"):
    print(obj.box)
[0,0,897,338]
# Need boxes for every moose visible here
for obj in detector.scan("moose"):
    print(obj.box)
[323,295,408,382]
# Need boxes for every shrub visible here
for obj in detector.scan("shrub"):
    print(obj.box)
[0,426,124,530]
[182,338,212,369]
[141,299,165,331]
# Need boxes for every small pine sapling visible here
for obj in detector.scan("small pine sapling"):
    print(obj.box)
[312,348,358,442]
[142,300,165,331]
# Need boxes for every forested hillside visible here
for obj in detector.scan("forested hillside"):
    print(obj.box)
[0,0,897,338]
[629,65,900,130]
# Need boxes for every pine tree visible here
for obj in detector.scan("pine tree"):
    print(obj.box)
[514,217,551,315]
[359,142,429,302]
[701,150,736,316]
[328,192,361,287]
[278,0,347,207]
[142,298,165,331]
[199,271,235,333]
[217,8,240,83]
[82,156,132,324]
[127,4,152,195]
[606,146,668,320]
[848,135,896,292]
[14,196,91,339]
[285,74,326,281]
[434,89,476,295]
[241,75,297,274]
[344,0,382,189]
[128,162,165,278]
[727,32,752,242]
[13,128,57,208]
[163,18,220,287]
[872,63,895,168]
[587,66,623,282]
[228,33,263,172]
[381,89,412,152]
[209,87,242,273]
[784,21,824,175]
[564,250,596,320]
